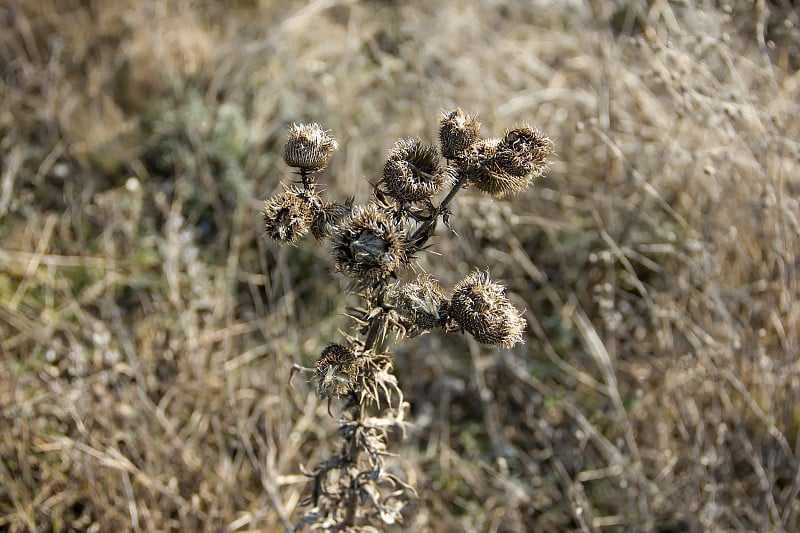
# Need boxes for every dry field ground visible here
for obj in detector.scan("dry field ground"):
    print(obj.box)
[1,0,799,531]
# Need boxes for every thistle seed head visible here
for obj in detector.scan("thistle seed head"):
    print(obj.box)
[439,108,481,160]
[283,122,339,172]
[262,187,315,243]
[449,270,526,348]
[331,204,409,289]
[391,274,448,335]
[311,199,354,241]
[314,343,360,399]
[381,139,449,202]
[463,138,532,199]
[495,126,554,178]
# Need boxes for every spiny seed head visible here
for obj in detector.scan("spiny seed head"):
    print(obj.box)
[311,199,353,241]
[495,126,555,178]
[464,138,532,199]
[315,343,360,399]
[449,270,526,348]
[381,139,449,202]
[439,108,481,160]
[262,187,315,243]
[387,137,438,165]
[283,122,339,172]
[391,274,448,335]
[331,204,409,289]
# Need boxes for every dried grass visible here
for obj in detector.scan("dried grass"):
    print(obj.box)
[1,0,798,531]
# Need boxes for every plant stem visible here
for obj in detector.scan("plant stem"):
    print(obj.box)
[300,168,314,190]
[410,172,469,248]
[363,308,388,352]
[344,404,366,528]
[340,166,468,532]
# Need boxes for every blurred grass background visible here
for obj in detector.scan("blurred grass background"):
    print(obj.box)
[1,0,799,531]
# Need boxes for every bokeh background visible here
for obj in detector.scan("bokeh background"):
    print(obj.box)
[1,1,799,531]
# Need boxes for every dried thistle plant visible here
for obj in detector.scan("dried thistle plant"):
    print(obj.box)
[262,110,553,530]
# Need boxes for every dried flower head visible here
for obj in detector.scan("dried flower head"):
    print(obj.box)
[391,274,448,336]
[263,187,315,243]
[315,343,360,399]
[284,122,339,172]
[463,138,532,198]
[495,126,554,178]
[311,199,353,241]
[331,204,409,288]
[449,270,526,348]
[439,108,481,160]
[381,139,449,202]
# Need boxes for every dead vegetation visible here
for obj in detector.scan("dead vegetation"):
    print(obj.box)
[1,0,799,531]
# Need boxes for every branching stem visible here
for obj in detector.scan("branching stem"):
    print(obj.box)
[410,172,469,249]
